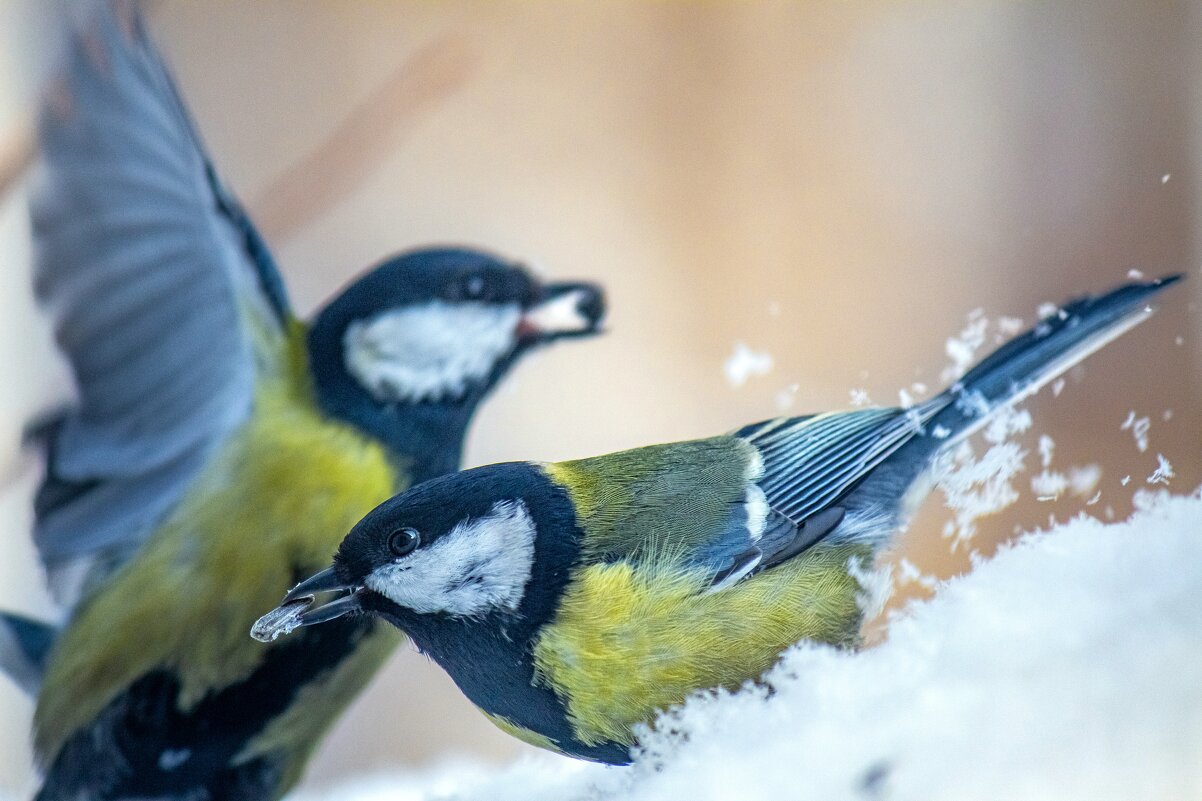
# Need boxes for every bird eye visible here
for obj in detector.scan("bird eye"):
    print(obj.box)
[464,275,486,299]
[388,527,421,558]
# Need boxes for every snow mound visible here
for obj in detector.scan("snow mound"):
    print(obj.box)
[299,491,1202,801]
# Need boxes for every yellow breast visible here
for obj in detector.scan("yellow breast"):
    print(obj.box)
[531,544,870,749]
[33,380,401,768]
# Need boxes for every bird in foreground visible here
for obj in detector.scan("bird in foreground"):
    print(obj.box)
[0,3,604,800]
[260,275,1180,765]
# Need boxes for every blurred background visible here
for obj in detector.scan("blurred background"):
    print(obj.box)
[0,1,1199,796]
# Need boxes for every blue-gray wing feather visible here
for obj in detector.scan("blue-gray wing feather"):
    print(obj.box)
[30,0,289,582]
[735,404,946,526]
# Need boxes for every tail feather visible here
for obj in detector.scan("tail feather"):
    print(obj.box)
[842,274,1183,533]
[928,274,1182,446]
[0,612,57,697]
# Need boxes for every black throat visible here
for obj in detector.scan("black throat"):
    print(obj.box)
[359,466,628,763]
[305,326,508,485]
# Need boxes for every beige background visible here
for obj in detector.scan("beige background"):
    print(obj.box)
[1,2,1200,796]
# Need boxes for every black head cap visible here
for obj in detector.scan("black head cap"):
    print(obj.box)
[307,247,604,482]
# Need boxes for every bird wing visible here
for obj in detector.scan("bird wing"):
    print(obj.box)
[732,405,946,569]
[553,405,951,593]
[30,0,291,589]
[548,437,755,560]
[547,436,806,588]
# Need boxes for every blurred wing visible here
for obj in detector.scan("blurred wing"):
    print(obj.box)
[30,0,291,583]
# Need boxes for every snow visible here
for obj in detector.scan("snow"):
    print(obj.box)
[1030,437,1100,501]
[724,342,773,387]
[1068,464,1102,497]
[995,316,1024,337]
[1121,411,1151,452]
[774,383,799,411]
[1037,301,1059,320]
[940,309,988,382]
[1148,454,1175,486]
[293,491,1202,801]
[1031,469,1068,499]
[934,406,1030,548]
[1038,434,1055,467]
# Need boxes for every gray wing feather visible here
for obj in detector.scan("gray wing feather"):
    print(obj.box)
[736,404,948,526]
[30,0,288,578]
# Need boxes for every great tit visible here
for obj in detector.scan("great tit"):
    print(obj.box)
[262,276,1179,765]
[1,3,604,800]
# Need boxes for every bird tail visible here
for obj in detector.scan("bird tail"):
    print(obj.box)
[922,274,1181,448]
[842,274,1182,530]
[0,612,57,697]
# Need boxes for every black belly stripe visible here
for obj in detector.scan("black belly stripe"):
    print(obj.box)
[37,615,377,801]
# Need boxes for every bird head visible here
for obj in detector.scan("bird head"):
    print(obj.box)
[251,463,576,641]
[306,248,605,479]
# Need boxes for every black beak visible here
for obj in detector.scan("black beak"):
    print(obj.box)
[250,567,364,643]
[518,281,606,341]
[281,566,349,603]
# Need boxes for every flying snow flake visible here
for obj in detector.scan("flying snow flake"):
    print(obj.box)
[1127,268,1145,280]
[849,388,872,407]
[941,309,989,382]
[1147,454,1174,486]
[934,443,1026,548]
[1121,475,1131,486]
[984,405,1031,445]
[775,383,799,411]
[1037,302,1059,319]
[897,388,915,409]
[1068,464,1102,498]
[1038,435,1055,468]
[1051,378,1066,397]
[724,343,773,387]
[996,316,1024,336]
[932,405,1031,546]
[1120,411,1151,452]
[1027,435,1065,499]
[1161,173,1171,184]
[1031,470,1068,500]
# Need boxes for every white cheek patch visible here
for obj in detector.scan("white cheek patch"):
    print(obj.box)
[366,500,536,617]
[344,301,521,403]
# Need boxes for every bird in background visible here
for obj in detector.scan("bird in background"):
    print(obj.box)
[261,276,1180,765]
[0,2,605,799]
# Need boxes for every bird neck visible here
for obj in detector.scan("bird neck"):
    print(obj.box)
[303,324,480,485]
